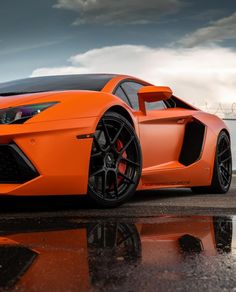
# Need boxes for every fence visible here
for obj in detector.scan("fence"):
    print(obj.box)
[198,103,236,120]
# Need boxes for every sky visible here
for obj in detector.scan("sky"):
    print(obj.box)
[1,0,236,107]
[1,0,236,168]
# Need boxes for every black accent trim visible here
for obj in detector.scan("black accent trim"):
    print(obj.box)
[0,144,39,184]
[0,245,38,289]
[179,120,206,166]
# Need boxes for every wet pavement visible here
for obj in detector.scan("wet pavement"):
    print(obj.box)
[0,215,235,291]
[0,177,236,291]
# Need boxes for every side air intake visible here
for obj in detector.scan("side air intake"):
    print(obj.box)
[179,120,206,166]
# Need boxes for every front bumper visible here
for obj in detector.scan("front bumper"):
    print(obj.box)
[0,118,96,196]
[0,144,39,183]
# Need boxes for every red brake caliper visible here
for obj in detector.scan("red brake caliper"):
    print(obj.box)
[116,139,127,184]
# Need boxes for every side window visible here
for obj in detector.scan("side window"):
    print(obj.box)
[146,101,167,110]
[114,86,132,107]
[121,81,166,111]
[121,82,142,110]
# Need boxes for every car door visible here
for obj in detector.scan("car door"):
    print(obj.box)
[117,81,193,186]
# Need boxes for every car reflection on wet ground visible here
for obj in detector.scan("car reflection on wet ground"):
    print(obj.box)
[0,215,235,292]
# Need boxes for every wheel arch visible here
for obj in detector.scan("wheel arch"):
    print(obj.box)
[105,105,135,128]
[222,128,231,141]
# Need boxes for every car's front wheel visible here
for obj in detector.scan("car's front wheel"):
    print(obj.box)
[88,111,142,207]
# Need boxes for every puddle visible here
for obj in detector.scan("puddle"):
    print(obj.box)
[0,215,236,291]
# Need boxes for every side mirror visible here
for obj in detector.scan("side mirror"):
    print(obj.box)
[138,86,173,114]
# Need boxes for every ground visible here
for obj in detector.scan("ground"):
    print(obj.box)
[1,177,236,219]
[0,177,236,291]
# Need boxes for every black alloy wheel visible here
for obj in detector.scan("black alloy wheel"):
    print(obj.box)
[87,223,141,260]
[88,112,142,207]
[213,216,233,253]
[215,131,232,191]
[192,131,232,194]
[87,223,141,286]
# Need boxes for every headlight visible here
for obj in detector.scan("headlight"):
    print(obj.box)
[0,102,58,124]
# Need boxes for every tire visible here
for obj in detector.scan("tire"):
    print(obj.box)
[192,131,232,194]
[87,111,142,207]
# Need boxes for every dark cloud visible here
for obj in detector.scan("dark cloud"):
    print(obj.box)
[54,0,184,25]
[180,11,236,46]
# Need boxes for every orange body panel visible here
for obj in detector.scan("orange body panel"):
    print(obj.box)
[0,74,229,196]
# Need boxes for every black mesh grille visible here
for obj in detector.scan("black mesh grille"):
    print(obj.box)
[0,144,39,183]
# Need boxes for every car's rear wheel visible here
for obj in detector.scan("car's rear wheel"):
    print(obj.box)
[213,216,232,253]
[88,112,142,207]
[191,131,232,194]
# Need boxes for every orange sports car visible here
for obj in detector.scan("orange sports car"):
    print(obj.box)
[0,74,232,207]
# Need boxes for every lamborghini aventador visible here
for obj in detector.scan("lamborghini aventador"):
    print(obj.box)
[0,74,232,207]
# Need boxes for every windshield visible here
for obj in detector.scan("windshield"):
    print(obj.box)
[0,74,116,96]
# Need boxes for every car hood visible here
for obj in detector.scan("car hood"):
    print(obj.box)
[0,91,61,109]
